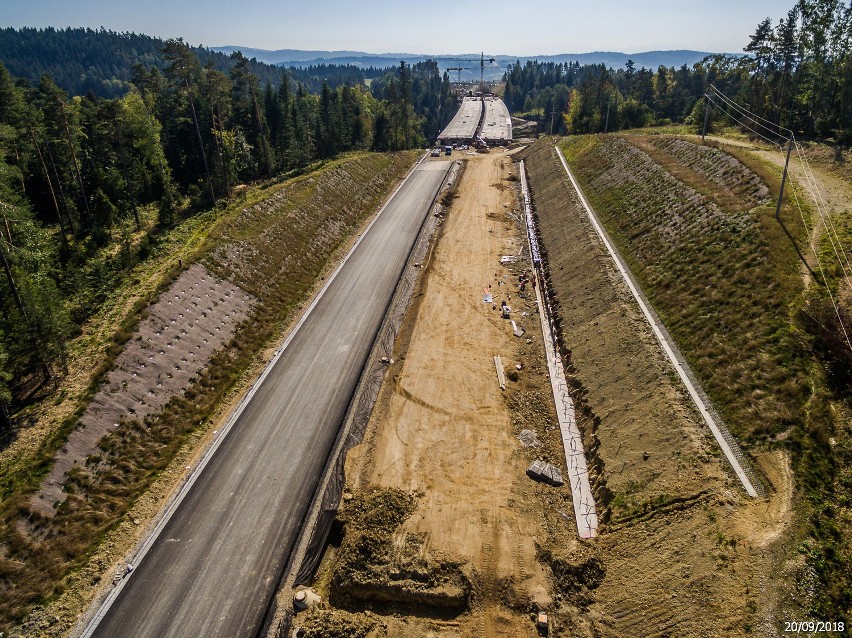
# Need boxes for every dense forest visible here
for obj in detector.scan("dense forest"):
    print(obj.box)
[504,0,852,142]
[0,38,456,422]
[0,27,289,98]
[0,27,392,99]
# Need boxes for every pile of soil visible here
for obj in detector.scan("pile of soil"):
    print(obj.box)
[331,489,471,611]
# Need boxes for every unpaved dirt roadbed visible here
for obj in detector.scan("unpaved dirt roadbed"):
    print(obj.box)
[296,142,798,638]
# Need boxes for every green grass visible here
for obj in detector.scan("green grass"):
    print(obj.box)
[559,132,850,624]
[561,134,807,441]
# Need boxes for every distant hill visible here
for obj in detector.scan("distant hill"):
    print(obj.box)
[0,27,286,97]
[213,46,380,64]
[210,47,723,81]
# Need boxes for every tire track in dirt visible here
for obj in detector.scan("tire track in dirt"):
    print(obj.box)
[339,153,553,637]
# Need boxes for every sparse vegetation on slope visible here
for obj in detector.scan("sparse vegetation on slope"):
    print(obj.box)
[561,134,806,442]
[558,133,850,624]
[0,151,418,634]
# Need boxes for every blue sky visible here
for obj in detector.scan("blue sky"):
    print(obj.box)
[3,0,795,54]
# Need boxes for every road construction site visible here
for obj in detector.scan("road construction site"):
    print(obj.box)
[289,141,796,637]
[32,123,799,638]
[438,96,512,147]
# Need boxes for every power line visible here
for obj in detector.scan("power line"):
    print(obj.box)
[793,143,852,283]
[705,86,852,354]
[704,93,782,149]
[708,84,794,140]
[788,175,852,352]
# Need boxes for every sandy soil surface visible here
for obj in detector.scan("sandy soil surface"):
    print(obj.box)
[342,151,563,636]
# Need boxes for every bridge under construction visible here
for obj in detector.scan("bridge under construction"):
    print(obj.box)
[437,96,512,147]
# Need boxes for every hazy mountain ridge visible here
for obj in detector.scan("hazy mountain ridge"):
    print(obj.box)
[211,46,725,80]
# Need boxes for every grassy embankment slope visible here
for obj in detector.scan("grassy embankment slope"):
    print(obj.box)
[557,133,849,623]
[0,151,419,634]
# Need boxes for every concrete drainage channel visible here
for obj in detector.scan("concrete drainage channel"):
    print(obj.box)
[519,160,599,539]
[265,159,464,638]
[553,145,765,499]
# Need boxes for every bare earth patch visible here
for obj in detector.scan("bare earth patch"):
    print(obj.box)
[334,152,563,636]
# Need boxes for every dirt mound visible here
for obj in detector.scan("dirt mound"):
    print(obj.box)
[296,608,379,638]
[331,489,471,611]
[538,548,604,608]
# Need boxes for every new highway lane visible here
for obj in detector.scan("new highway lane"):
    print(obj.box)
[86,159,452,638]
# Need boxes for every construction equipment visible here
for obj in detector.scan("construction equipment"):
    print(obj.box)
[446,66,467,83]
[440,53,496,94]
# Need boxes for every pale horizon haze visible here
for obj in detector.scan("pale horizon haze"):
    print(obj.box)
[3,0,796,55]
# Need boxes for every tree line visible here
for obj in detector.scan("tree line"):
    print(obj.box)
[504,0,852,142]
[0,40,457,425]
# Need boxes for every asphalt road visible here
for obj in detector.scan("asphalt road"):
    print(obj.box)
[87,159,452,638]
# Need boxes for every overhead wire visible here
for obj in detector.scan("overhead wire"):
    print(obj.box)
[703,93,783,149]
[705,85,852,353]
[788,174,852,352]
[793,143,852,282]
[706,89,789,144]
[708,84,794,140]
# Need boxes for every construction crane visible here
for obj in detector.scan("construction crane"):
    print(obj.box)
[446,66,467,83]
[440,53,496,95]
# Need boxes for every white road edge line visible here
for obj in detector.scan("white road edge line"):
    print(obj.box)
[520,160,598,539]
[80,152,431,638]
[553,145,759,498]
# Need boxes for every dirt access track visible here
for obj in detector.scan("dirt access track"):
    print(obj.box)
[299,141,797,638]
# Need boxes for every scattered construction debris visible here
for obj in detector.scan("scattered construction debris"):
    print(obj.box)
[526,460,564,487]
[293,588,321,611]
[520,159,599,538]
[536,611,550,635]
[517,429,541,448]
[494,355,506,390]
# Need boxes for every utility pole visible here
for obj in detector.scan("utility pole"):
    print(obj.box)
[701,94,712,142]
[604,98,611,133]
[774,137,794,223]
[550,111,556,135]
